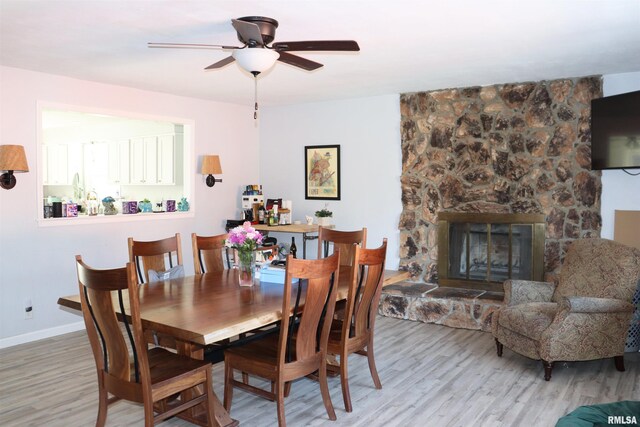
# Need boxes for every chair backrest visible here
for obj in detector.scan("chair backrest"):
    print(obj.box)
[191,233,230,275]
[75,255,150,394]
[128,233,183,283]
[343,239,387,342]
[278,252,340,367]
[554,238,640,302]
[318,227,367,266]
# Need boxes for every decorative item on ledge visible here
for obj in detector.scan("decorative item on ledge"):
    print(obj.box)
[102,196,117,215]
[201,155,223,187]
[0,145,29,190]
[177,197,189,212]
[139,199,152,213]
[122,201,138,214]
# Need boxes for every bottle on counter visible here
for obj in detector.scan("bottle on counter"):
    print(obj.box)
[290,237,297,259]
[269,209,278,226]
[258,204,266,224]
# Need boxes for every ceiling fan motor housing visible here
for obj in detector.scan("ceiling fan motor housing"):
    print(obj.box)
[237,16,279,45]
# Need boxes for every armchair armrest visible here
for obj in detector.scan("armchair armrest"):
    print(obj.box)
[560,296,635,314]
[504,279,556,306]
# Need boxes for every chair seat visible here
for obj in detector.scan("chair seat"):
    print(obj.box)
[224,334,282,376]
[146,347,211,386]
[497,302,558,341]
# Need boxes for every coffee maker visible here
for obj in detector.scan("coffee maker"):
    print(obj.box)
[241,194,264,222]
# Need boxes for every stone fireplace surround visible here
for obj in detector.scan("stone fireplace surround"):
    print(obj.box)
[379,76,603,331]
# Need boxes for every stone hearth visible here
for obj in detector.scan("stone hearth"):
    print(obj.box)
[378,283,502,332]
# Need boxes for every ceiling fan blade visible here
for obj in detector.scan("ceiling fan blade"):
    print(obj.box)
[148,42,239,50]
[231,19,264,46]
[277,52,323,71]
[204,56,235,70]
[272,40,360,52]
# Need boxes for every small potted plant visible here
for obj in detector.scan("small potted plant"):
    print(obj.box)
[315,206,333,226]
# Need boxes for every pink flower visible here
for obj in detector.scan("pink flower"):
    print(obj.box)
[225,222,264,251]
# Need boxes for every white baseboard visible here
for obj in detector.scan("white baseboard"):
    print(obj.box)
[0,321,85,349]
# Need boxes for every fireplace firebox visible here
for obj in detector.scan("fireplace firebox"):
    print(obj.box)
[437,212,545,293]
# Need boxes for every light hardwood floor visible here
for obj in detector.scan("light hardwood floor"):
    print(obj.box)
[1,316,638,426]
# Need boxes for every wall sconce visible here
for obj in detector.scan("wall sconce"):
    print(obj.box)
[0,145,29,190]
[201,155,223,187]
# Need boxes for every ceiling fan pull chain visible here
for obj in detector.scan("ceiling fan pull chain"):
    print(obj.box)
[254,73,259,120]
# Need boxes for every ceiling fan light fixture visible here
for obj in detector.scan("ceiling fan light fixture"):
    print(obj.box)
[232,48,280,74]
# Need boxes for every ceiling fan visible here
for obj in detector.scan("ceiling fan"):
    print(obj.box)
[148,16,360,75]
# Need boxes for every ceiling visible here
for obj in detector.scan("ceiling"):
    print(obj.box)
[1,0,639,107]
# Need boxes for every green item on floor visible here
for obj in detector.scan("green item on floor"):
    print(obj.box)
[556,401,640,427]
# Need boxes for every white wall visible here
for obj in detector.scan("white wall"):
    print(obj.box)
[0,66,259,345]
[259,95,402,268]
[600,72,640,239]
[3,68,636,346]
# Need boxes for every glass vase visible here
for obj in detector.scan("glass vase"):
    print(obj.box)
[237,249,256,286]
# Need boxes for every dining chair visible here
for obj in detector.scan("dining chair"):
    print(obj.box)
[128,233,183,284]
[223,252,341,427]
[191,232,230,274]
[318,227,367,321]
[128,233,183,348]
[317,226,367,266]
[192,233,278,274]
[75,255,216,427]
[327,239,387,412]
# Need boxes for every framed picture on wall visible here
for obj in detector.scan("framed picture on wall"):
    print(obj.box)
[304,144,341,200]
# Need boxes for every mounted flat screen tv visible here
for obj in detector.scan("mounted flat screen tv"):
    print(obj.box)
[591,90,640,170]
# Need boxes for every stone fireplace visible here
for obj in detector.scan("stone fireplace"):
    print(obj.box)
[379,76,604,331]
[398,76,603,285]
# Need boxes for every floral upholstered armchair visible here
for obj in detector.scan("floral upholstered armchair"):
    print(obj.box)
[491,238,640,381]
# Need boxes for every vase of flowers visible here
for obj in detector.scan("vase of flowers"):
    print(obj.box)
[226,221,264,286]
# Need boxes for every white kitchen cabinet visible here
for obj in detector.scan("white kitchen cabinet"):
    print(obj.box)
[108,140,130,184]
[157,134,175,185]
[130,135,174,185]
[43,143,71,185]
[130,137,157,184]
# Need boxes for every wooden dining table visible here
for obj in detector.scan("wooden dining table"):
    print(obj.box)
[58,266,409,426]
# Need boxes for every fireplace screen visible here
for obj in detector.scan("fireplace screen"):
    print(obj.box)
[438,213,545,292]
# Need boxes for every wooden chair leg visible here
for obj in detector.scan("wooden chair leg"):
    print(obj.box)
[614,355,625,372]
[275,381,286,427]
[242,372,249,384]
[143,402,155,427]
[319,359,337,421]
[96,385,108,427]
[543,360,554,381]
[224,360,233,411]
[366,340,382,389]
[284,381,292,398]
[340,352,352,413]
[495,339,503,357]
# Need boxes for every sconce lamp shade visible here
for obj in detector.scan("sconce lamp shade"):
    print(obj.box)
[0,145,29,190]
[201,155,222,175]
[201,155,223,187]
[232,48,280,74]
[0,145,29,172]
